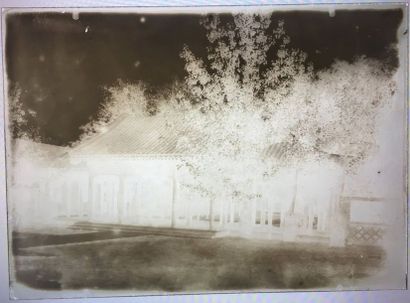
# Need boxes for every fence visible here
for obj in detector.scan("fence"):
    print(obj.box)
[346,222,386,246]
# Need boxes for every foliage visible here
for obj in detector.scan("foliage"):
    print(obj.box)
[75,81,152,146]
[175,13,396,205]
[179,15,312,113]
[8,83,40,142]
[174,14,313,207]
[73,13,396,207]
[290,58,396,170]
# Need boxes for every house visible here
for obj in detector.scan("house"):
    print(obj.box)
[9,114,387,247]
[69,114,186,227]
[67,113,349,244]
[8,138,87,230]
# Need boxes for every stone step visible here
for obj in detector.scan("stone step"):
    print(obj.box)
[70,221,216,239]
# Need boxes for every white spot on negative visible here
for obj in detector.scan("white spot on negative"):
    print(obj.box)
[85,26,90,33]
[134,61,140,68]
[140,16,146,23]
[39,55,45,62]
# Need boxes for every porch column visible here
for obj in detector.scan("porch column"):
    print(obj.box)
[171,166,177,228]
[219,197,225,227]
[208,197,214,230]
[229,198,234,223]
[251,199,256,226]
[267,199,273,227]
[88,174,94,220]
[117,175,125,224]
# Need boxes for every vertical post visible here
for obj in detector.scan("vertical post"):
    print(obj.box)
[87,174,94,220]
[171,165,177,228]
[268,199,273,227]
[187,192,192,228]
[226,198,230,224]
[251,198,256,226]
[229,197,234,224]
[280,200,285,228]
[289,170,298,215]
[117,175,124,224]
[308,205,313,230]
[186,201,190,227]
[134,181,140,224]
[62,182,67,217]
[219,196,224,227]
[260,202,265,225]
[44,181,51,217]
[208,196,214,230]
[330,174,348,247]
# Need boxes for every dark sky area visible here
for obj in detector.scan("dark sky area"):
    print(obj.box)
[5,8,404,146]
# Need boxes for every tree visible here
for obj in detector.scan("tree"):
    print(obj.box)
[177,12,396,170]
[173,14,315,229]
[180,15,311,113]
[75,81,152,145]
[174,13,396,228]
[302,58,396,170]
[74,12,397,228]
[7,83,40,142]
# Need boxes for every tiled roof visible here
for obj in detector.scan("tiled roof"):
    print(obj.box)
[13,138,68,158]
[72,114,188,156]
[71,114,288,160]
[11,138,69,167]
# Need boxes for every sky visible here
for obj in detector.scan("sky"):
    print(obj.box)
[5,8,403,146]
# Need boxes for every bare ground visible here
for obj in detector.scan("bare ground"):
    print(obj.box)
[11,231,385,292]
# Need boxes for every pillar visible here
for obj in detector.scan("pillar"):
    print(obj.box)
[171,167,177,228]
[117,175,124,224]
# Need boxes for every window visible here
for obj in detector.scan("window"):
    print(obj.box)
[255,210,261,224]
[272,212,281,227]
[312,216,318,230]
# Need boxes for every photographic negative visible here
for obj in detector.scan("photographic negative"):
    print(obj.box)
[3,4,408,299]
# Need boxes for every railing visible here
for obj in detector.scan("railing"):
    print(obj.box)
[346,222,386,246]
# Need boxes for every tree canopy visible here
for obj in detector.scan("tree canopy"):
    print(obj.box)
[72,12,396,200]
